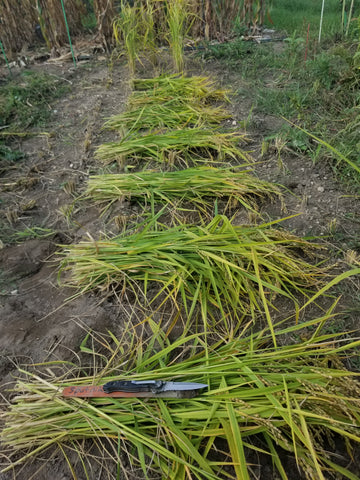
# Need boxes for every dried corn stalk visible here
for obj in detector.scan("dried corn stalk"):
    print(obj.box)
[0,0,37,53]
[93,0,116,50]
[36,0,85,51]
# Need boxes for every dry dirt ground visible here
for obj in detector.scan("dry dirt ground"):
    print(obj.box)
[0,45,359,479]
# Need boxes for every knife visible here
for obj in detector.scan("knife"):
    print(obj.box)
[62,380,208,398]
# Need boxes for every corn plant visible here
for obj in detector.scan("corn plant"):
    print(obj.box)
[85,166,281,214]
[242,0,265,33]
[93,0,116,50]
[2,309,360,479]
[59,215,326,337]
[95,127,250,166]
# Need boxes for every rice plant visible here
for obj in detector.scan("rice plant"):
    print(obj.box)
[139,0,158,64]
[113,0,159,73]
[59,215,326,335]
[95,127,250,166]
[166,0,189,72]
[2,311,360,479]
[113,1,141,75]
[85,166,281,214]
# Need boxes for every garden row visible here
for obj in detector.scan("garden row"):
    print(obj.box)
[2,72,360,479]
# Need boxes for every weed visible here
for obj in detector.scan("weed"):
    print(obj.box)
[12,226,55,242]
[0,144,24,173]
[201,39,254,64]
[0,71,68,129]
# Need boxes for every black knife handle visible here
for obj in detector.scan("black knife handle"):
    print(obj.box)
[103,380,164,394]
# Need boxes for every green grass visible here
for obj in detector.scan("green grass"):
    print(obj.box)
[3,310,360,479]
[0,70,67,129]
[0,70,67,166]
[0,143,24,168]
[206,16,360,185]
[266,0,348,39]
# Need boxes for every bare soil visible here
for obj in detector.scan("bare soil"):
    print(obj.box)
[0,44,359,479]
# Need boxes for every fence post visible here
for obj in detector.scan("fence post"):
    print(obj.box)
[318,0,325,43]
[0,39,12,75]
[60,0,77,67]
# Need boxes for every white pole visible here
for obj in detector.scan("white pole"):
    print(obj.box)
[319,0,325,43]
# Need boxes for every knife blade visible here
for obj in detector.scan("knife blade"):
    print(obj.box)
[62,380,208,398]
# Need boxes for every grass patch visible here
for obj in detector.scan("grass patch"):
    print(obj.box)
[265,0,348,39]
[208,29,360,185]
[0,70,67,129]
[0,70,67,170]
[2,311,360,479]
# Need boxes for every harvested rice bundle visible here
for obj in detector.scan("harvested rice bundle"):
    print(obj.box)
[103,101,231,131]
[60,215,325,330]
[2,313,360,480]
[95,128,250,166]
[132,74,230,103]
[86,166,280,213]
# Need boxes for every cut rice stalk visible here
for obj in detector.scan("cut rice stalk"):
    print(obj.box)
[131,74,230,103]
[59,215,326,332]
[102,102,231,131]
[85,166,281,214]
[95,127,250,166]
[2,313,360,479]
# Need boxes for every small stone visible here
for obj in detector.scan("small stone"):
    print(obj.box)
[317,186,325,193]
[232,120,237,126]
[11,290,18,295]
